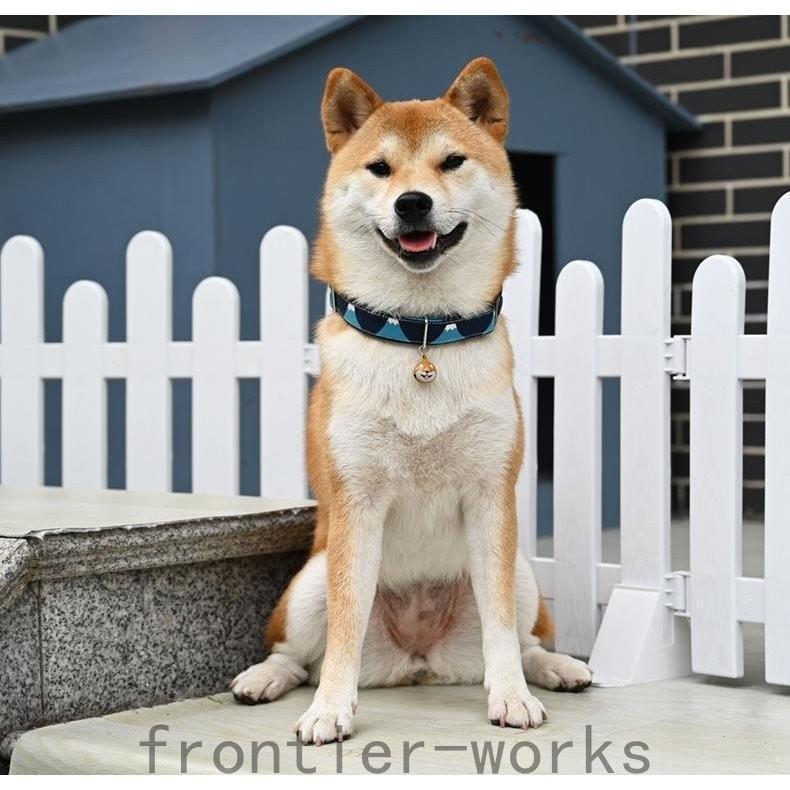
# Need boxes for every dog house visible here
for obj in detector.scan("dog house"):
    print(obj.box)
[0,16,697,525]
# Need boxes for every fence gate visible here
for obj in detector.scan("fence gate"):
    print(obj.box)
[507,199,689,683]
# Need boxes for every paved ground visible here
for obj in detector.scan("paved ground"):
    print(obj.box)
[10,625,790,775]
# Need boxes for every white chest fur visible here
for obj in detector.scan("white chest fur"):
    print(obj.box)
[318,316,519,588]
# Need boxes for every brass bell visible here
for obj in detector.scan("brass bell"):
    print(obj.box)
[413,353,437,383]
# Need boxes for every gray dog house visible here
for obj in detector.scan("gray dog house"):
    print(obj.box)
[0,15,696,525]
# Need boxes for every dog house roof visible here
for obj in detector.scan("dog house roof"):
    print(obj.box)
[0,15,698,131]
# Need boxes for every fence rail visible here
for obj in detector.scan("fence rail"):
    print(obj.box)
[2,193,790,688]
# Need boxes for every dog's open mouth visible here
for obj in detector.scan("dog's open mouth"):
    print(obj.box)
[399,230,438,254]
[378,222,467,268]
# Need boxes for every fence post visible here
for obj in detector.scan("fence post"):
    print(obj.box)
[62,281,108,489]
[505,209,542,558]
[553,259,603,656]
[259,227,309,499]
[126,231,173,492]
[0,237,45,486]
[765,191,790,685]
[688,255,745,678]
[192,277,240,495]
[590,199,690,685]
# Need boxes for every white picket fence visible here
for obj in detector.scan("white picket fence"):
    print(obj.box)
[511,193,790,688]
[0,228,311,499]
[1,194,789,688]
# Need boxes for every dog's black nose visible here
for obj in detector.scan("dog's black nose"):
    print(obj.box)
[395,191,433,223]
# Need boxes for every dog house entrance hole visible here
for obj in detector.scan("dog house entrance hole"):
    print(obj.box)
[509,152,555,502]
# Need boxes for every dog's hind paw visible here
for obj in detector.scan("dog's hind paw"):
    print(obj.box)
[231,653,307,705]
[524,648,593,693]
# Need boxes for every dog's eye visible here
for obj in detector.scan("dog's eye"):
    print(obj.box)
[366,160,391,178]
[441,154,466,172]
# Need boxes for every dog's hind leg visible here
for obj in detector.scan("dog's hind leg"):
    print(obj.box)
[231,552,327,704]
[515,553,593,692]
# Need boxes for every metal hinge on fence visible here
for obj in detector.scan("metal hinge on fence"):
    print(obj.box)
[664,335,690,380]
[664,570,691,618]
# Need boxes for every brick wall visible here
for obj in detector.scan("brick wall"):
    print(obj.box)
[569,15,790,516]
[0,15,88,54]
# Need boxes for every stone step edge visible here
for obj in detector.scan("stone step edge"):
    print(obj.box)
[0,505,315,614]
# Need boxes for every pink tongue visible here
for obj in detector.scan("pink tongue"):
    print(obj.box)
[399,231,438,253]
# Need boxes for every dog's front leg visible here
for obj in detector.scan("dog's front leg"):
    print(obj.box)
[295,500,386,745]
[463,486,547,729]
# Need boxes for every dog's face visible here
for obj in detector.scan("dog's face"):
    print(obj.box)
[315,58,518,315]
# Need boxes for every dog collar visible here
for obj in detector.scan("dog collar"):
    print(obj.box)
[328,289,503,347]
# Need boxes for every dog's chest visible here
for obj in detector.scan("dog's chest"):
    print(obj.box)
[323,323,515,472]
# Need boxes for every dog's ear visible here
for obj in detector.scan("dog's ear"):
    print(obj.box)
[443,58,509,143]
[321,67,383,154]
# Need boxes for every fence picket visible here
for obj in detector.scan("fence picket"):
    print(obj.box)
[259,227,309,499]
[0,237,45,486]
[553,260,603,656]
[506,209,542,558]
[689,255,745,678]
[63,281,108,488]
[765,192,790,685]
[126,231,173,492]
[618,199,673,587]
[192,277,240,495]
[588,199,691,685]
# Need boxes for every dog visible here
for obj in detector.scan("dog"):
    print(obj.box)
[232,57,592,745]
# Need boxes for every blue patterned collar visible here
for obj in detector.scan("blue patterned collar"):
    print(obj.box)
[329,289,503,346]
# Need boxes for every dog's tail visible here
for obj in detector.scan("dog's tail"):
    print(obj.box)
[531,596,555,641]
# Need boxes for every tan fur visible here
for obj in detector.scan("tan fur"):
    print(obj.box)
[322,67,383,154]
[262,372,334,648]
[495,395,523,626]
[264,583,290,649]
[444,57,510,143]
[323,499,364,666]
[303,364,368,677]
[533,597,555,642]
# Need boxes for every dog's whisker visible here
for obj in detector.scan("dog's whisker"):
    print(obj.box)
[445,212,500,239]
[446,210,498,239]
[447,207,506,234]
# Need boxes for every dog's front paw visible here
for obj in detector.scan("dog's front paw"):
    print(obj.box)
[488,682,547,730]
[295,696,355,745]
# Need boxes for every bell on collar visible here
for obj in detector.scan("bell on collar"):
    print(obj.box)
[413,352,437,384]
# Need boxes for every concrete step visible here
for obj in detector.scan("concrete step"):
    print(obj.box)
[10,663,790,775]
[0,486,314,771]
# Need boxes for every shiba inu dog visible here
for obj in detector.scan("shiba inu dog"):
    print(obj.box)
[232,57,592,745]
